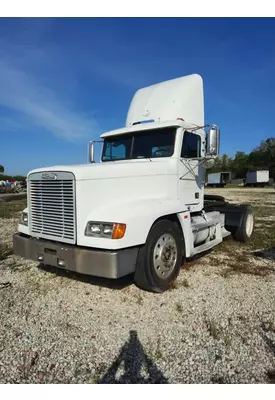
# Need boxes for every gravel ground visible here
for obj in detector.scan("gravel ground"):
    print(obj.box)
[0,188,275,384]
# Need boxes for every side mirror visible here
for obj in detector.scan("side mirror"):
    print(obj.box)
[206,125,220,157]
[88,140,104,163]
[88,141,95,163]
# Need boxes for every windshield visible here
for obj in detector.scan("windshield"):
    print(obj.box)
[102,127,176,161]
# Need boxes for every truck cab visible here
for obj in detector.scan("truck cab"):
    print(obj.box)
[13,74,254,292]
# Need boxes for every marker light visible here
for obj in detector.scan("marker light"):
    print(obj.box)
[132,119,155,125]
[85,222,126,239]
[112,223,126,239]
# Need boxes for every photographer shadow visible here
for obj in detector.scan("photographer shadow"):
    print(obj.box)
[99,330,168,384]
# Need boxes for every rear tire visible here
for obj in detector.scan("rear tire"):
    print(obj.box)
[234,207,254,242]
[134,220,184,293]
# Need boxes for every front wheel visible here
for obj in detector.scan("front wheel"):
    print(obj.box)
[134,220,184,293]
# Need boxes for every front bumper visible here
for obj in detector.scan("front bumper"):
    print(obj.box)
[13,233,138,279]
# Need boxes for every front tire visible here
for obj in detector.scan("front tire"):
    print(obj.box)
[134,220,184,293]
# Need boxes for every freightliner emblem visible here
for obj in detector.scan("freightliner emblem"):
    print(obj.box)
[41,172,57,180]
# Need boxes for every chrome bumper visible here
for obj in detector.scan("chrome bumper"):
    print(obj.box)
[13,233,138,279]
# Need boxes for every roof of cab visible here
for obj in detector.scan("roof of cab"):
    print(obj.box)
[100,120,197,138]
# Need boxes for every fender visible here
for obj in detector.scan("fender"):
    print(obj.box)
[78,197,188,250]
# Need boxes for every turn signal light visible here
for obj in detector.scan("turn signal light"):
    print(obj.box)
[112,223,126,239]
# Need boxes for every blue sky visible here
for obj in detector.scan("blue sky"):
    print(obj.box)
[0,17,274,175]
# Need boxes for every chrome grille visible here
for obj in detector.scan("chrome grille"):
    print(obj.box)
[29,174,75,244]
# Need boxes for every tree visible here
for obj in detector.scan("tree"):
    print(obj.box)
[13,175,26,181]
[220,154,233,172]
[206,137,275,181]
[0,165,4,174]
[249,137,275,179]
[207,154,232,174]
[231,152,250,179]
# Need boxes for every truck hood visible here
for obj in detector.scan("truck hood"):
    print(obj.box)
[28,159,176,181]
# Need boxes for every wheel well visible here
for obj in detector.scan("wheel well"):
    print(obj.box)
[150,214,185,251]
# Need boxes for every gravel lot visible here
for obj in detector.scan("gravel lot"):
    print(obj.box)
[0,188,275,384]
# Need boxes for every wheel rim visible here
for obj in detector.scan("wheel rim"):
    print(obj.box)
[245,213,254,237]
[153,233,178,279]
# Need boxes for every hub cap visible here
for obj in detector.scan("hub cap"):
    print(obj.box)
[153,233,177,279]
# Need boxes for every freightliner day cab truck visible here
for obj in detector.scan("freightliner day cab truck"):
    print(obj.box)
[13,74,255,292]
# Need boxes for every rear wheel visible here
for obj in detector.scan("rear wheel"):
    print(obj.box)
[234,207,254,242]
[134,220,184,293]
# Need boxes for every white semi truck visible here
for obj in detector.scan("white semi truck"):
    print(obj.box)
[13,74,255,292]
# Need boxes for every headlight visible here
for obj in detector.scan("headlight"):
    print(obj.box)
[20,212,28,226]
[89,223,102,235]
[102,224,113,236]
[85,222,126,239]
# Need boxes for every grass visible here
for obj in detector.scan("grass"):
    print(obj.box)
[175,302,183,313]
[208,319,219,340]
[182,278,190,288]
[224,184,245,188]
[224,333,232,346]
[226,184,272,189]
[219,259,273,278]
[90,374,101,384]
[136,293,143,305]
[169,280,179,290]
[208,199,275,278]
[169,278,190,290]
[0,199,27,219]
[249,229,275,252]
[0,243,13,261]
[89,363,107,384]
[17,350,40,380]
[234,262,272,277]
[217,257,274,278]
[212,238,244,257]
[154,337,163,361]
[252,205,275,219]
[184,257,205,271]
[261,321,275,333]
[209,244,262,277]
[211,376,226,384]
[148,337,163,362]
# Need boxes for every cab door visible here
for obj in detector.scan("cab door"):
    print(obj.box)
[179,130,204,208]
